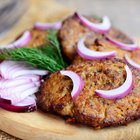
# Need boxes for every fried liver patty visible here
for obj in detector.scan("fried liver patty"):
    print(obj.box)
[58,15,133,62]
[37,58,140,128]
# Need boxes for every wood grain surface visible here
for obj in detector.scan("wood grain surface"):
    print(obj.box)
[1,0,140,140]
[1,107,140,140]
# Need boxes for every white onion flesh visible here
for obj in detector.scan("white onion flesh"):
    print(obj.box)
[75,12,111,33]
[0,60,48,79]
[77,35,116,60]
[34,21,62,30]
[106,35,138,51]
[0,31,31,49]
[95,65,133,99]
[0,60,48,112]
[60,70,84,100]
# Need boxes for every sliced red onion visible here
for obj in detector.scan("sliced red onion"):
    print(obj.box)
[5,62,33,79]
[0,61,28,79]
[0,97,11,104]
[105,35,138,51]
[0,61,16,78]
[10,87,39,104]
[74,12,111,33]
[77,35,116,60]
[95,65,133,99]
[0,85,39,104]
[0,31,31,49]
[0,60,48,79]
[0,79,30,89]
[0,82,38,98]
[0,96,36,112]
[124,54,140,70]
[17,75,40,82]
[11,69,48,79]
[60,70,84,100]
[34,21,62,30]
[13,96,36,106]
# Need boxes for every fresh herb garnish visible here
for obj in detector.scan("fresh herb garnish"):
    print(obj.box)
[41,30,66,67]
[0,30,67,72]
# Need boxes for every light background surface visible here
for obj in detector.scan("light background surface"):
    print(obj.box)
[57,0,140,36]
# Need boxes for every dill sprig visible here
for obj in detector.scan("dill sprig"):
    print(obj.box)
[41,30,66,67]
[0,30,67,72]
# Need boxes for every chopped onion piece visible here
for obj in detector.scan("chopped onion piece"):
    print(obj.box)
[11,69,48,79]
[74,12,111,33]
[0,85,39,104]
[0,60,47,112]
[34,21,62,30]
[124,54,140,70]
[0,82,38,98]
[95,65,133,99]
[0,97,11,104]
[77,35,116,60]
[0,60,48,79]
[105,35,138,51]
[0,96,36,112]
[0,31,31,49]
[0,79,32,89]
[60,70,84,100]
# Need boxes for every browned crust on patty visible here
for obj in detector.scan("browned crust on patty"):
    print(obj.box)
[58,15,102,61]
[131,49,140,64]
[37,58,140,129]
[58,15,134,63]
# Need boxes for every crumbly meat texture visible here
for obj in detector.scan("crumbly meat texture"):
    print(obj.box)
[131,49,140,64]
[58,15,101,61]
[72,33,132,64]
[16,28,47,48]
[58,15,133,62]
[37,58,140,129]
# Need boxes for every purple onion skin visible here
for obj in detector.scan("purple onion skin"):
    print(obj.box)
[0,102,36,112]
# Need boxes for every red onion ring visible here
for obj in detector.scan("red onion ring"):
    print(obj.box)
[60,70,84,100]
[0,60,48,79]
[0,97,11,104]
[34,21,62,30]
[77,35,116,60]
[0,61,47,112]
[0,78,34,89]
[95,65,133,99]
[0,96,36,112]
[0,31,31,49]
[11,69,48,79]
[0,83,39,104]
[105,35,138,51]
[124,54,140,70]
[74,12,111,33]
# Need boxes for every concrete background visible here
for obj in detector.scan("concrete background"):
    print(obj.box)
[57,0,140,37]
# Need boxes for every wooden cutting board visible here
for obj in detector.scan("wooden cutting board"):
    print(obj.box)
[1,108,140,140]
[1,0,140,140]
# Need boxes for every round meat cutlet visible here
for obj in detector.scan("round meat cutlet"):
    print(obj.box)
[37,58,140,129]
[58,14,134,62]
[72,32,132,64]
